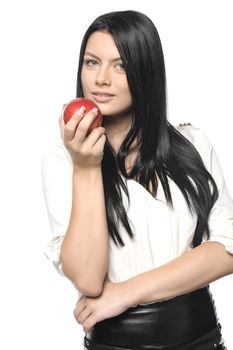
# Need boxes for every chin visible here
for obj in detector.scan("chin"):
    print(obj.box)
[97,105,115,115]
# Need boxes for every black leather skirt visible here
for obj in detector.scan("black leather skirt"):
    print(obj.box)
[83,286,227,349]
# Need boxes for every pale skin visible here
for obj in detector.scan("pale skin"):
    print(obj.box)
[60,30,233,333]
[59,30,135,296]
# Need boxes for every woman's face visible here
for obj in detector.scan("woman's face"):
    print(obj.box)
[81,30,132,118]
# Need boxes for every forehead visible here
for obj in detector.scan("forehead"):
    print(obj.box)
[85,31,120,58]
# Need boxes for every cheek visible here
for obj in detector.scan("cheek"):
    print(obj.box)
[120,82,132,102]
[118,78,130,95]
[80,68,91,89]
[80,70,86,89]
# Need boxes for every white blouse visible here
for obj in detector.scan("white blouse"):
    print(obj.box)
[41,124,233,297]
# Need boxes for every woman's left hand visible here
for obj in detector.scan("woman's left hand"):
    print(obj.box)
[73,280,132,333]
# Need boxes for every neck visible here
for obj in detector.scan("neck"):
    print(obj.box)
[103,114,141,175]
[103,114,132,153]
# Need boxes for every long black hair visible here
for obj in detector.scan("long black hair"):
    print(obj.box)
[76,10,218,248]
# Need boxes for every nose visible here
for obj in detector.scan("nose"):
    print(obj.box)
[95,66,111,86]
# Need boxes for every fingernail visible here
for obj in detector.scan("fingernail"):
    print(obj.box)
[92,107,98,114]
[78,106,86,116]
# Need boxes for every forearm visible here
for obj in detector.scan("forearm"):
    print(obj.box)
[61,166,109,296]
[124,242,233,307]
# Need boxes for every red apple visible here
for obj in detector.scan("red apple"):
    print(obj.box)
[63,98,102,134]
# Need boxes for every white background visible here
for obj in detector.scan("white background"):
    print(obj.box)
[0,0,232,349]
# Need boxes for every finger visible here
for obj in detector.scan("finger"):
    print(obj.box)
[60,103,67,122]
[73,302,86,321]
[63,106,86,141]
[84,127,106,149]
[83,314,98,333]
[62,103,67,113]
[74,108,99,143]
[75,298,86,312]
[74,305,92,325]
[75,296,86,310]
[91,133,106,157]
[76,294,85,306]
[59,115,65,140]
[59,103,73,141]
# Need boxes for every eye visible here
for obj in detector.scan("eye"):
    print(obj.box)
[84,59,98,67]
[115,62,125,71]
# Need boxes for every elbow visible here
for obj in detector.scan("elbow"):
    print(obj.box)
[73,279,103,297]
[61,262,104,296]
[73,272,104,296]
[60,249,106,296]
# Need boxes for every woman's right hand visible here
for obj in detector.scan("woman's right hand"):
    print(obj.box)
[59,105,106,170]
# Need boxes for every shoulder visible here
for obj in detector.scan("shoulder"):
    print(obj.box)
[175,122,213,154]
[174,123,216,171]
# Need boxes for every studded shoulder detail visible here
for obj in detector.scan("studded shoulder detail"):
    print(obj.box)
[178,122,192,127]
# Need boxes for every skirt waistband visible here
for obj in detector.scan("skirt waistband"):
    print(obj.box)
[84,286,226,349]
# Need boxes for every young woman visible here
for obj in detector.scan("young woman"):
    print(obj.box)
[42,10,233,350]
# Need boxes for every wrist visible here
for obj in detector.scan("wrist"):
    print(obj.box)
[73,165,102,179]
[72,166,104,197]
[121,273,157,307]
[120,279,140,308]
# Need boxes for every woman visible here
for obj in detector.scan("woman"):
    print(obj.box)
[42,10,233,349]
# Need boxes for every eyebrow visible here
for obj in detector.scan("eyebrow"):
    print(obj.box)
[84,51,122,63]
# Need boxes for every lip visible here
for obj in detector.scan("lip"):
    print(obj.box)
[92,92,115,103]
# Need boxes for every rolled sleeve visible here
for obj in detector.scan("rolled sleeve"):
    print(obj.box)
[189,128,233,254]
[41,144,73,275]
[178,125,233,254]
[43,235,65,276]
[204,146,233,254]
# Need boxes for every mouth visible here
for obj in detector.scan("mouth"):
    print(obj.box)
[92,92,115,103]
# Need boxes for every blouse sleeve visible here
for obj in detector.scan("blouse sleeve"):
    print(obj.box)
[178,125,233,254]
[41,144,73,275]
